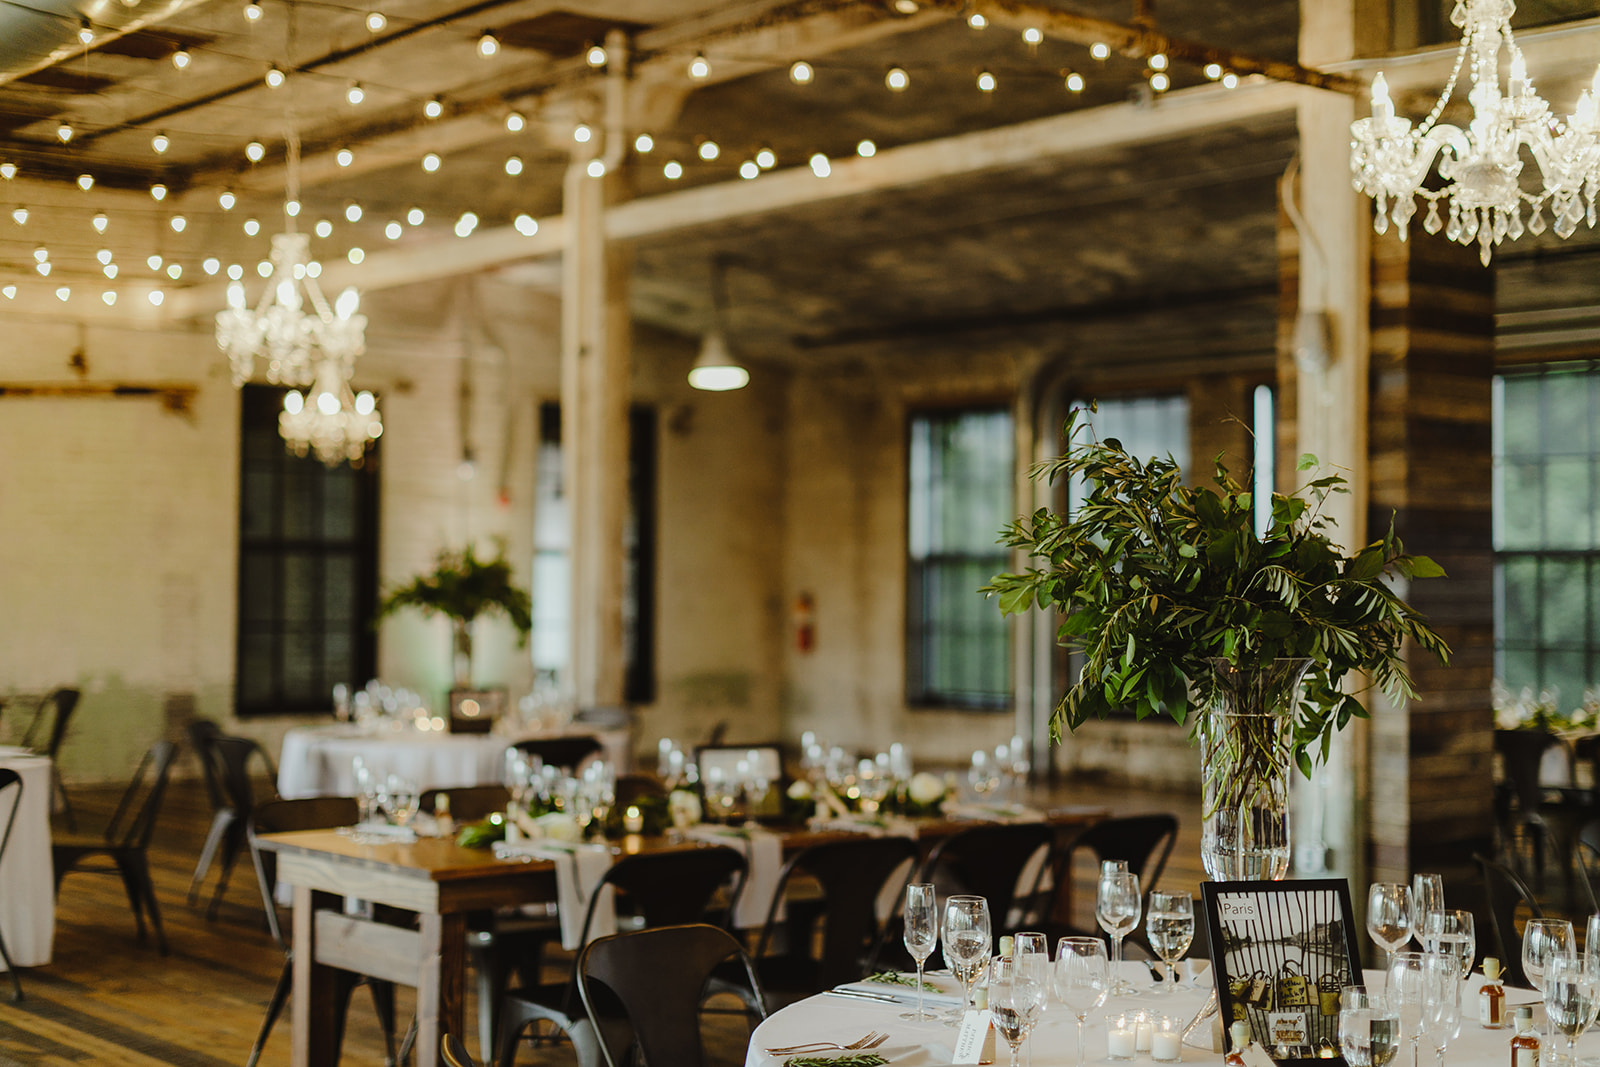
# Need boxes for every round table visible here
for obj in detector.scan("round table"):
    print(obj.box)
[0,749,55,969]
[277,726,512,799]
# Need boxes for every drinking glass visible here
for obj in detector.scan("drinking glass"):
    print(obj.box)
[1054,936,1110,1067]
[385,774,419,830]
[1422,910,1476,979]
[857,758,891,816]
[969,750,1001,798]
[1525,919,1578,997]
[991,955,1048,1067]
[942,895,993,1021]
[1097,870,1142,995]
[1545,954,1600,1067]
[1367,882,1414,979]
[1409,874,1444,943]
[901,883,940,1021]
[352,756,379,824]
[1422,951,1461,1067]
[1146,890,1195,994]
[1341,988,1403,1067]
[1587,914,1600,980]
[1387,952,1429,1067]
[1014,931,1050,986]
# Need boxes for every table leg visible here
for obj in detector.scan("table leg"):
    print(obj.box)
[290,887,341,1067]
[416,912,467,1067]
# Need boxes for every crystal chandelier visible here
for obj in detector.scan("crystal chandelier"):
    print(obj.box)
[1350,0,1600,264]
[280,359,384,466]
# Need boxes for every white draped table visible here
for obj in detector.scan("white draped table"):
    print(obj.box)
[0,749,55,969]
[277,726,512,799]
[744,965,1570,1067]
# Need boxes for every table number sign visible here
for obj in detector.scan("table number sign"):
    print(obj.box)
[1201,879,1362,1067]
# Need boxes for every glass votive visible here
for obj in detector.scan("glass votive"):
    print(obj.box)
[1107,1014,1137,1061]
[1152,1015,1181,1062]
[1135,1010,1154,1053]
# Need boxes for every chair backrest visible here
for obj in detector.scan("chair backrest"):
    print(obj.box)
[513,735,603,772]
[105,740,179,850]
[1580,821,1600,915]
[250,796,361,948]
[1494,730,1557,817]
[1050,814,1179,925]
[1475,851,1543,987]
[755,836,920,988]
[211,735,270,817]
[21,688,80,755]
[921,822,1056,931]
[588,846,748,938]
[614,774,667,808]
[577,924,766,1067]
[0,769,22,867]
[441,1033,478,1067]
[419,784,510,823]
[186,720,225,810]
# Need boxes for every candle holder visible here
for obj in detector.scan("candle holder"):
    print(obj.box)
[1152,1014,1182,1062]
[1107,1014,1137,1061]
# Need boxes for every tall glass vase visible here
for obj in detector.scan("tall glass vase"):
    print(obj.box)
[1199,657,1312,882]
[451,618,474,689]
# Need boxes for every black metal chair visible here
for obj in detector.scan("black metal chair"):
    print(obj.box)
[1495,729,1562,889]
[21,688,80,829]
[577,924,767,1067]
[1037,813,1180,944]
[494,846,747,1067]
[52,739,177,954]
[442,1033,480,1067]
[919,822,1056,937]
[188,733,277,917]
[1475,851,1544,988]
[246,796,404,1067]
[0,768,24,1001]
[513,735,604,772]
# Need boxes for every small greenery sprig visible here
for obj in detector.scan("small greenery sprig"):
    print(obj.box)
[864,970,920,987]
[784,1056,888,1067]
[983,409,1452,776]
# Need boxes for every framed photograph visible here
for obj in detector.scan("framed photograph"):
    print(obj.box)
[1201,879,1363,1066]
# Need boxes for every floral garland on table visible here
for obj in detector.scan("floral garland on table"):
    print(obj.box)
[1494,680,1600,733]
[782,770,951,823]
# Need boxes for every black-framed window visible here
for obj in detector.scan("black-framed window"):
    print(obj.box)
[1494,362,1600,700]
[906,407,1014,710]
[236,385,379,716]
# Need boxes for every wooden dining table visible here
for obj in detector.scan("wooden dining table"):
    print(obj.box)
[256,805,1107,1067]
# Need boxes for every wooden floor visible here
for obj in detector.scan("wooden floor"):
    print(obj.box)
[0,776,1201,1067]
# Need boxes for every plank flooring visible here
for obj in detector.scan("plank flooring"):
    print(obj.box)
[0,775,1201,1067]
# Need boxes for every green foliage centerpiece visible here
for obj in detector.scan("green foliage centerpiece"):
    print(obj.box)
[377,544,532,688]
[984,412,1451,879]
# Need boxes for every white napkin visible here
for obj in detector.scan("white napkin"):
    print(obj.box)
[686,825,785,929]
[494,840,616,950]
[940,802,1048,823]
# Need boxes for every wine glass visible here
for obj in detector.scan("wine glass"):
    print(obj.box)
[942,895,993,1022]
[1367,882,1414,979]
[385,774,420,831]
[1097,870,1142,996]
[352,756,380,824]
[857,758,891,816]
[1342,987,1403,1067]
[1387,951,1429,1067]
[1146,890,1195,994]
[1422,951,1461,1067]
[1014,931,1050,987]
[1526,918,1578,1045]
[1586,914,1600,979]
[1422,910,1476,979]
[1411,874,1444,948]
[968,750,1000,799]
[901,883,939,1021]
[1055,937,1110,1067]
[990,955,1047,1067]
[1545,954,1600,1067]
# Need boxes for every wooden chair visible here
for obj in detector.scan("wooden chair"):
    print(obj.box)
[0,768,24,1001]
[420,784,510,823]
[577,924,767,1067]
[52,740,177,954]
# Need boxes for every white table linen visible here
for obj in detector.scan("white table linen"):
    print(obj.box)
[0,750,54,969]
[277,726,511,799]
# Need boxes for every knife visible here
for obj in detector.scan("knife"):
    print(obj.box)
[823,988,900,1004]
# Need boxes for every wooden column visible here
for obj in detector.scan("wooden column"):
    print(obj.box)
[1364,230,1496,884]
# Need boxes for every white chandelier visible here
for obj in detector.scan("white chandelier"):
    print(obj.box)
[280,358,384,466]
[1350,0,1600,264]
[216,231,365,387]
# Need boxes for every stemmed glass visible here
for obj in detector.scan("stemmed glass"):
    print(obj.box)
[1410,874,1445,948]
[1387,952,1429,1067]
[1422,952,1461,1067]
[1586,914,1600,979]
[990,955,1047,1067]
[1422,910,1476,978]
[1014,931,1050,986]
[901,883,940,1021]
[1525,918,1578,1044]
[352,756,380,825]
[1055,937,1110,1067]
[1544,954,1600,1067]
[1097,870,1142,996]
[1146,890,1194,994]
[942,895,993,1022]
[1367,883,1414,979]
[385,774,420,832]
[857,759,891,816]
[1341,987,1402,1067]
[969,750,1001,799]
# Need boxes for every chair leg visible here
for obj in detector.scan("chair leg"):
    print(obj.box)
[112,855,149,945]
[398,1015,419,1065]
[367,979,399,1067]
[469,936,511,1063]
[187,810,232,905]
[206,822,248,920]
[129,853,169,956]
[246,957,293,1067]
[0,923,22,1002]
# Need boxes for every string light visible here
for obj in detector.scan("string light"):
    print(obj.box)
[257,260,272,277]
[306,262,321,278]
[228,264,243,280]
[56,287,70,302]
[104,263,117,278]
[739,160,758,179]
[315,219,333,237]
[385,221,402,239]
[245,218,261,236]
[1066,71,1085,92]
[977,70,996,91]
[34,248,48,262]
[220,190,237,209]
[171,215,186,232]
[635,133,654,153]
[1150,72,1169,91]
[506,111,525,132]
[894,0,918,10]
[77,174,94,191]
[345,203,362,222]
[505,155,523,175]
[790,60,813,84]
[167,263,183,279]
[37,262,51,276]
[1222,72,1238,88]
[11,207,26,225]
[148,254,162,270]
[172,49,191,69]
[1023,26,1043,45]
[698,140,719,160]
[336,147,354,167]
[968,12,987,28]
[266,65,285,88]
[756,147,776,169]
[149,290,164,306]
[1090,42,1110,59]
[97,249,112,264]
[92,212,107,232]
[455,212,478,237]
[422,152,441,172]
[366,10,385,31]
[574,124,592,143]
[809,153,831,177]
[425,97,443,119]
[204,257,220,274]
[1149,53,1169,71]
[586,44,606,67]
[78,19,94,44]
[857,139,876,157]
[514,214,537,235]
[664,160,683,179]
[1,286,13,299]
[586,159,606,177]
[286,200,301,216]
[477,31,498,57]
[57,122,74,143]
[0,163,14,179]
[246,141,266,162]
[244,0,262,20]
[688,52,710,79]
[150,184,168,201]
[407,207,424,225]
[346,83,365,105]
[885,66,909,91]
[102,291,116,306]
[152,132,170,153]
[348,247,364,263]
[1204,63,1224,80]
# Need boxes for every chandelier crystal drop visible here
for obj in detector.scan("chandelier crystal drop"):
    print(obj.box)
[1350,0,1600,265]
[280,360,384,466]
[216,231,366,387]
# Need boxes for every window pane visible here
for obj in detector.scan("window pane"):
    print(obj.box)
[321,467,357,541]
[1500,461,1544,549]
[1545,458,1591,550]
[324,555,355,623]
[1545,370,1592,456]
[1501,557,1539,640]
[1500,375,1542,457]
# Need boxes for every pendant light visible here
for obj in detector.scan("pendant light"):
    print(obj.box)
[688,255,749,392]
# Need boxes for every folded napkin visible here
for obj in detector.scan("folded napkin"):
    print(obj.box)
[494,840,616,949]
[686,825,785,929]
[337,821,418,843]
[941,802,1048,823]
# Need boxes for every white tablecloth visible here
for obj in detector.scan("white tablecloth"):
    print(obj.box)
[743,965,1568,1067]
[0,750,54,969]
[277,726,512,799]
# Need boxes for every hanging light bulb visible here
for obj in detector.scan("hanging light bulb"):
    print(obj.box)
[77,173,94,190]
[245,218,262,236]
[505,111,525,132]
[365,10,385,31]
[664,160,683,179]
[1090,42,1110,59]
[455,212,478,237]
[244,0,262,20]
[55,287,70,302]
[574,123,592,143]
[1149,71,1170,91]
[246,141,266,162]
[336,148,354,167]
[857,140,876,157]
[150,183,168,201]
[147,254,162,270]
[265,65,285,88]
[1023,26,1043,45]
[406,207,424,225]
[1148,52,1169,71]
[315,219,333,238]
[167,263,183,279]
[152,132,170,154]
[385,221,402,239]
[57,122,74,143]
[149,290,164,306]
[739,161,759,179]
[227,264,243,279]
[422,152,441,172]
[171,215,186,232]
[688,52,710,79]
[1204,62,1224,80]
[1065,70,1085,92]
[346,82,365,105]
[348,247,364,264]
[698,140,719,160]
[477,31,498,57]
[37,261,51,276]
[92,212,107,232]
[976,70,996,91]
[220,190,237,210]
[104,263,118,278]
[172,49,191,69]
[756,147,776,169]
[635,133,655,154]
[286,200,301,216]
[102,290,116,306]
[505,156,523,175]
[0,163,15,179]
[1221,72,1238,88]
[586,44,607,67]
[885,66,909,91]
[586,159,606,177]
[514,214,537,236]
[968,11,987,28]
[78,18,95,44]
[424,97,443,119]
[790,60,813,84]
[97,249,112,264]
[34,247,48,263]
[1,286,13,300]
[345,203,362,222]
[203,257,220,274]
[12,207,27,225]
[809,153,831,176]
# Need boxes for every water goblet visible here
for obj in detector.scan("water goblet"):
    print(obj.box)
[1146,890,1195,994]
[1422,909,1476,979]
[1545,953,1600,1067]
[857,758,891,816]
[900,883,940,1021]
[1097,869,1142,996]
[1367,882,1414,980]
[1054,936,1110,1067]
[1014,931,1050,986]
[1411,874,1445,948]
[1341,987,1402,1067]
[1586,914,1600,979]
[352,756,379,825]
[990,955,1047,1067]
[1526,918,1578,1044]
[1387,951,1429,1067]
[385,775,420,832]
[1422,951,1461,1067]
[969,749,1000,799]
[942,895,993,1023]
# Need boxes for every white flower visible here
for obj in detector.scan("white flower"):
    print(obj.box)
[668,789,702,828]
[533,811,581,843]
[908,771,945,806]
[787,779,813,801]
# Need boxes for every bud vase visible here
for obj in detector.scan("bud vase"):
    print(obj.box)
[1199,658,1313,882]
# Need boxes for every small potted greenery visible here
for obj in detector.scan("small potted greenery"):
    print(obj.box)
[984,411,1451,879]
[377,544,532,692]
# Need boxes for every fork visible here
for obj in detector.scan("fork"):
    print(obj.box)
[765,1031,886,1055]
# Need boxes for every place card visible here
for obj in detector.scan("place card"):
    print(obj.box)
[952,1009,992,1064]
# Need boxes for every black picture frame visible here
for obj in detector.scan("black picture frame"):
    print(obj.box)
[1202,879,1363,1067]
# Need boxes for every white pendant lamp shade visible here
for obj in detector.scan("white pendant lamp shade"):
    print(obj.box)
[688,328,748,391]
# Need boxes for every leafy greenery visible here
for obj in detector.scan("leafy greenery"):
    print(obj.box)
[983,410,1452,775]
[864,971,920,987]
[456,813,506,849]
[376,544,532,640]
[784,1056,887,1067]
